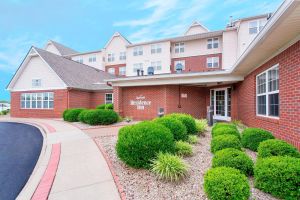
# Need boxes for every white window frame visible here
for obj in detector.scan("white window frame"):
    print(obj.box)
[174,60,185,71]
[207,57,219,68]
[107,53,115,62]
[88,56,96,62]
[108,68,115,75]
[20,92,54,109]
[119,66,126,76]
[119,52,126,60]
[249,19,266,34]
[207,38,219,49]
[210,87,232,121]
[256,64,279,119]
[133,63,143,73]
[32,79,41,87]
[174,42,184,53]
[133,46,143,56]
[76,58,83,63]
[105,93,113,104]
[151,44,162,54]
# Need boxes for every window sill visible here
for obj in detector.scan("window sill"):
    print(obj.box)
[255,115,279,124]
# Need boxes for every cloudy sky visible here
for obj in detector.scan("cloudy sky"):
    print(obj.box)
[0,0,283,100]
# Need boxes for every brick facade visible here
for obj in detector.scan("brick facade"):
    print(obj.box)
[105,64,126,76]
[171,53,222,73]
[10,89,112,118]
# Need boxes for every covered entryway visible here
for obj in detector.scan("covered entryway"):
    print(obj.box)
[210,87,232,121]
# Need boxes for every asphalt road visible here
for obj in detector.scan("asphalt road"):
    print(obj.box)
[0,122,43,200]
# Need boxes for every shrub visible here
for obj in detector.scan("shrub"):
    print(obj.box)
[254,156,300,199]
[204,167,250,200]
[212,148,254,176]
[195,119,207,134]
[151,152,189,182]
[96,104,106,109]
[187,135,198,144]
[153,116,188,141]
[1,110,9,115]
[63,108,85,122]
[257,139,300,158]
[211,135,241,153]
[241,128,274,151]
[84,109,118,125]
[166,113,197,135]
[175,141,193,157]
[212,122,237,134]
[116,121,175,168]
[96,103,113,110]
[212,126,241,140]
[78,109,89,122]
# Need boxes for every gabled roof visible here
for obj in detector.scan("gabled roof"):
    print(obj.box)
[104,32,131,49]
[184,21,209,35]
[47,40,79,56]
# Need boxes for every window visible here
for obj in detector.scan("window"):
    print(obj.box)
[107,53,115,62]
[119,66,126,76]
[207,57,219,68]
[32,79,41,87]
[133,46,143,56]
[88,56,96,62]
[119,52,126,60]
[151,44,162,54]
[76,58,83,63]
[133,63,143,72]
[151,61,162,71]
[108,68,115,75]
[249,19,266,34]
[256,65,279,117]
[207,38,219,49]
[174,60,185,71]
[20,92,54,109]
[174,42,184,53]
[105,93,113,104]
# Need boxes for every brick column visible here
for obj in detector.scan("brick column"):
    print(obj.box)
[113,86,123,117]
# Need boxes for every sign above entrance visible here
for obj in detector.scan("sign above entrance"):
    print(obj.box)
[130,95,151,110]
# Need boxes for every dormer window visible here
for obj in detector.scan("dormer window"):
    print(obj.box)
[249,19,265,34]
[133,46,143,56]
[207,38,219,49]
[32,79,41,87]
[175,43,184,53]
[108,53,115,62]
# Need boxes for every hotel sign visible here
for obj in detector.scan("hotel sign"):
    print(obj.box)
[130,95,151,110]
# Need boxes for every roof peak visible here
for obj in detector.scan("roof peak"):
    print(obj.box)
[46,40,79,56]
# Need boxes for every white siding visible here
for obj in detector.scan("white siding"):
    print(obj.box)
[71,51,104,70]
[12,56,66,91]
[222,30,238,69]
[45,43,61,55]
[105,35,127,66]
[185,25,208,35]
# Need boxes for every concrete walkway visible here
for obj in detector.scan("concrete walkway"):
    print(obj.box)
[0,117,120,200]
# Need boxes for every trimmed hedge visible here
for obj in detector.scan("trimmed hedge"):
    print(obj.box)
[63,108,85,122]
[211,135,242,153]
[241,128,274,151]
[212,148,254,176]
[257,139,300,158]
[166,113,197,135]
[96,103,114,110]
[83,109,118,125]
[153,116,188,141]
[212,126,241,140]
[204,167,250,200]
[78,109,89,122]
[254,156,300,199]
[116,121,175,168]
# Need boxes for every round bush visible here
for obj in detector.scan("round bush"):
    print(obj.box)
[254,156,300,199]
[257,139,300,158]
[211,135,242,153]
[175,141,193,157]
[78,109,89,122]
[84,109,118,125]
[241,128,274,151]
[96,104,106,109]
[212,148,254,175]
[212,126,241,139]
[204,167,250,200]
[116,121,175,168]
[212,122,237,134]
[166,113,197,135]
[63,108,85,122]
[153,116,188,141]
[151,152,189,182]
[105,103,114,110]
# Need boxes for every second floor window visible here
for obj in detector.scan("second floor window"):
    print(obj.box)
[207,57,219,68]
[119,66,126,76]
[151,44,162,54]
[151,61,162,71]
[133,46,143,56]
[133,63,143,72]
[207,38,219,49]
[249,20,265,34]
[32,79,41,87]
[88,56,96,62]
[108,53,115,62]
[174,60,185,71]
[119,52,126,60]
[175,42,184,53]
[108,68,115,75]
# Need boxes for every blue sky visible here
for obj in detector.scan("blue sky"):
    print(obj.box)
[0,0,282,101]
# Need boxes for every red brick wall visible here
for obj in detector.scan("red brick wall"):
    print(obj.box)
[105,64,126,76]
[68,90,91,108]
[90,90,112,108]
[171,53,222,73]
[235,41,300,149]
[10,89,68,118]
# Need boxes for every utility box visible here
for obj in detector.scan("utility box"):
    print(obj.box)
[207,106,214,126]
[158,107,164,118]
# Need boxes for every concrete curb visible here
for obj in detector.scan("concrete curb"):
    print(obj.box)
[93,139,126,200]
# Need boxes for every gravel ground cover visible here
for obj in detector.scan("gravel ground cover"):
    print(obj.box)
[95,129,278,200]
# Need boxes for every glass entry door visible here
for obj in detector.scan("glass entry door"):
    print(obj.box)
[210,88,231,121]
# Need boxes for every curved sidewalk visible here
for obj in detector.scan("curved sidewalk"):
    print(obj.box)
[0,117,120,200]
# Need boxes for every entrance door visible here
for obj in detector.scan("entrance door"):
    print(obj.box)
[211,88,231,121]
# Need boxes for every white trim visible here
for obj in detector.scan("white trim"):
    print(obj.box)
[105,93,113,104]
[104,32,130,49]
[10,87,67,92]
[210,87,232,121]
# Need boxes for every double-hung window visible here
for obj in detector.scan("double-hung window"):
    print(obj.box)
[21,92,54,109]
[119,66,126,76]
[207,57,219,68]
[151,44,162,54]
[32,79,41,87]
[133,46,143,56]
[108,53,115,62]
[249,19,266,34]
[105,93,113,104]
[151,61,162,71]
[133,63,143,73]
[256,65,279,117]
[207,38,219,49]
[119,52,126,60]
[108,68,115,75]
[174,42,184,53]
[88,56,96,62]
